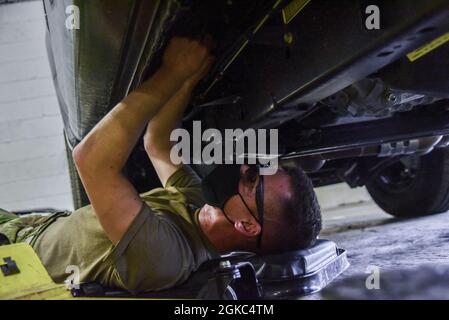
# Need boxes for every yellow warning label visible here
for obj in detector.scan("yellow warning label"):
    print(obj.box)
[407,32,449,62]
[282,0,311,25]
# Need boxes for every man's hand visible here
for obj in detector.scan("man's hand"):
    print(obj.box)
[160,37,213,85]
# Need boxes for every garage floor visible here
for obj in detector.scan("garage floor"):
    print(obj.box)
[313,203,449,299]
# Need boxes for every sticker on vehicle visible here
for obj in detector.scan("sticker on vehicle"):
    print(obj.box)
[282,0,311,25]
[407,32,449,62]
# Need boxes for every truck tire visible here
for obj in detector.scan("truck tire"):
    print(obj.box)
[366,148,449,217]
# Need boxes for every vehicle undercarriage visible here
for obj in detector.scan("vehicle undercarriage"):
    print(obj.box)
[45,0,449,217]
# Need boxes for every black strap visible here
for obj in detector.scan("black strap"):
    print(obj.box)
[255,175,264,248]
[0,233,10,246]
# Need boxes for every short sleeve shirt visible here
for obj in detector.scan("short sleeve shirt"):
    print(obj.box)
[30,166,218,293]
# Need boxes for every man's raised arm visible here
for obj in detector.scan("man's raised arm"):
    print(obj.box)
[144,55,213,187]
[72,38,212,244]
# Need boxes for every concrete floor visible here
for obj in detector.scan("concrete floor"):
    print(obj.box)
[315,203,449,299]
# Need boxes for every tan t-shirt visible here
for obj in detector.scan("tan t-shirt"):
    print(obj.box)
[30,165,218,293]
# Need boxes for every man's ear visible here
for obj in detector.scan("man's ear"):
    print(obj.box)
[234,219,261,238]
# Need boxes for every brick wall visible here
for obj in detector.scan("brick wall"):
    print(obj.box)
[0,1,73,212]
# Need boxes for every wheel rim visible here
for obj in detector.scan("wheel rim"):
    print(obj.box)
[375,156,420,193]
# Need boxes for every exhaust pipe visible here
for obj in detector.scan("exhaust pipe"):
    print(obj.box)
[282,136,443,172]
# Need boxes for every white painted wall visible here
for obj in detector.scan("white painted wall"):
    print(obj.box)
[0,1,73,212]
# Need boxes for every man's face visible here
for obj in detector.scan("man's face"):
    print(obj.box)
[221,168,292,236]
